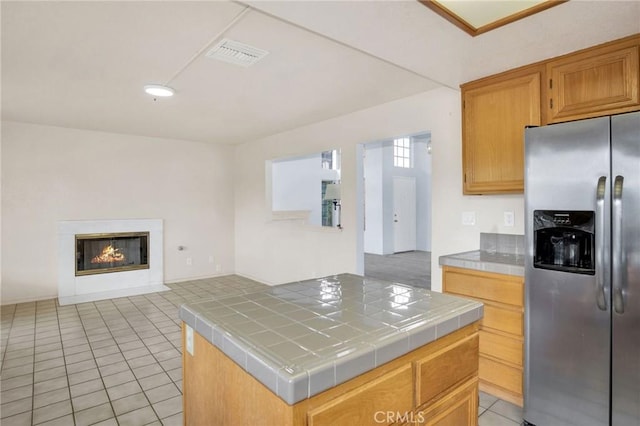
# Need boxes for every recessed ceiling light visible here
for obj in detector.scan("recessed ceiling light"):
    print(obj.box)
[144,84,174,97]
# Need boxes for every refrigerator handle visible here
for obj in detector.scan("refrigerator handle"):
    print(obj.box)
[595,176,608,311]
[613,175,625,314]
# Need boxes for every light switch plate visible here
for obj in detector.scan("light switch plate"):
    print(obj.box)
[186,325,194,356]
[462,211,476,226]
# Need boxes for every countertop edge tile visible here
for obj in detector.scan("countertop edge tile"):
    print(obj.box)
[334,344,376,386]
[439,250,524,277]
[276,367,308,405]
[307,360,336,397]
[374,331,410,367]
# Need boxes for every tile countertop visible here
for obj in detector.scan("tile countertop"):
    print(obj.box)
[179,273,483,405]
[439,233,525,277]
[439,250,525,276]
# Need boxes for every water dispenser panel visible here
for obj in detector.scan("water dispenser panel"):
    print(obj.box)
[533,210,595,275]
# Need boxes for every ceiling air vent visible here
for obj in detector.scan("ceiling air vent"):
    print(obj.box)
[205,38,269,67]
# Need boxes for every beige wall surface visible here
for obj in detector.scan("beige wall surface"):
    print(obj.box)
[1,121,235,304]
[2,87,526,304]
[233,87,525,291]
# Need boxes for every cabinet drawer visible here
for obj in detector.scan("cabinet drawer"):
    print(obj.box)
[482,304,523,336]
[479,357,522,396]
[307,364,413,426]
[417,377,478,426]
[479,331,522,367]
[415,334,479,406]
[443,268,523,307]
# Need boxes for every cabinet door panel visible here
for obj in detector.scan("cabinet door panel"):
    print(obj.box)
[547,45,639,122]
[415,334,479,406]
[462,71,541,194]
[307,364,413,426]
[418,378,478,426]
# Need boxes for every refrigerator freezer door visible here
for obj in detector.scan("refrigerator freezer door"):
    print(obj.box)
[611,111,640,426]
[524,117,611,426]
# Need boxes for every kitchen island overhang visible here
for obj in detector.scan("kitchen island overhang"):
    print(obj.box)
[180,274,483,425]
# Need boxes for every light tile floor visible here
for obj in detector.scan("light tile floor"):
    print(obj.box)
[1,274,523,425]
[479,391,524,425]
[1,275,265,426]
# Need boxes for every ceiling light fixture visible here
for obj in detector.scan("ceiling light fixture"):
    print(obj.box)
[143,84,175,98]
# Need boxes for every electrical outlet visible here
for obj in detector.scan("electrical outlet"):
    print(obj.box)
[186,325,194,356]
[462,211,476,226]
[504,211,515,227]
[186,257,192,266]
[208,256,214,264]
[215,265,222,272]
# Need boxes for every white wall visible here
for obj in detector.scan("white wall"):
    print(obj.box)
[363,143,384,254]
[2,86,526,302]
[1,121,236,304]
[234,87,525,290]
[414,137,432,252]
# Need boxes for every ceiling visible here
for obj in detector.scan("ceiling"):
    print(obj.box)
[2,1,639,145]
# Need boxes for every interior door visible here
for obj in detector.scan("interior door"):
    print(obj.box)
[611,111,640,426]
[393,176,416,253]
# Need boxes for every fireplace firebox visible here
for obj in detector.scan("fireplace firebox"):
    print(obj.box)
[75,232,149,276]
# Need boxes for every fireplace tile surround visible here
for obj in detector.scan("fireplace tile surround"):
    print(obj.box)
[58,219,168,305]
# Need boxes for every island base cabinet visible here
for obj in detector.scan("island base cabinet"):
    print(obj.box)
[182,322,480,426]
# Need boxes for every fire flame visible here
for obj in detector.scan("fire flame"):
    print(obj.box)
[91,245,125,264]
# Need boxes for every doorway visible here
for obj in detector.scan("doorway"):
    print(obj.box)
[356,133,432,288]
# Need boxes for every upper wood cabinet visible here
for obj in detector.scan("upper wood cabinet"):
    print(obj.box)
[461,67,542,195]
[546,40,640,123]
[461,34,640,195]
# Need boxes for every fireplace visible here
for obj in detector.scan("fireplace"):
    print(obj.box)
[58,219,166,305]
[75,232,149,276]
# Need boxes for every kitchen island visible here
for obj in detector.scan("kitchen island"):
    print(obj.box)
[180,274,483,425]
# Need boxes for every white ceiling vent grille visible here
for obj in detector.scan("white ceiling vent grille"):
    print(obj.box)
[205,38,269,67]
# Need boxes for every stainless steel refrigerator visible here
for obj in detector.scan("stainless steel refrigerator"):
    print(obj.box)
[524,111,640,426]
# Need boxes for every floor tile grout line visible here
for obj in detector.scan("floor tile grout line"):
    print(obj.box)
[481,407,522,425]
[98,296,177,422]
[30,302,37,425]
[0,304,17,372]
[71,300,118,426]
[27,300,67,425]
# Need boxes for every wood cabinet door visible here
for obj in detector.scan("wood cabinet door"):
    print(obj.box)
[546,42,640,123]
[462,70,541,194]
[307,364,413,426]
[415,334,479,406]
[417,378,478,426]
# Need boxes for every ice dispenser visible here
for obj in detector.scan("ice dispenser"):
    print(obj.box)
[533,210,595,274]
